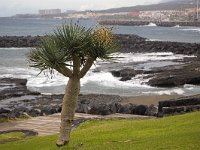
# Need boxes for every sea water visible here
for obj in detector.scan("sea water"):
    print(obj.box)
[1,18,200,96]
[0,47,200,96]
[1,17,200,43]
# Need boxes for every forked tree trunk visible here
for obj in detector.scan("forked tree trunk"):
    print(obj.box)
[56,77,80,146]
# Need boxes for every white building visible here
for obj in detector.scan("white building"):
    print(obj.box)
[39,9,61,15]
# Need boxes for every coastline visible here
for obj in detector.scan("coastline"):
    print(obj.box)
[98,20,200,27]
[0,34,200,55]
[0,33,200,118]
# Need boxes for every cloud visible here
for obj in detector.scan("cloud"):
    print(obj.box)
[0,0,162,17]
[79,4,95,11]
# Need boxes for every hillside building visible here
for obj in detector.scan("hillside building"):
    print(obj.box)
[39,9,61,15]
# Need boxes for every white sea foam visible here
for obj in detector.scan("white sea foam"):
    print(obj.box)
[110,52,195,63]
[146,39,162,41]
[27,71,67,87]
[143,88,185,95]
[173,25,180,28]
[0,47,31,50]
[0,52,196,90]
[125,74,153,88]
[180,28,200,33]
[145,23,157,27]
[184,84,195,90]
[81,71,150,88]
[0,51,197,96]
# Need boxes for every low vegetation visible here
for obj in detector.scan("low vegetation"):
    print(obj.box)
[0,115,30,123]
[0,132,25,144]
[0,111,200,150]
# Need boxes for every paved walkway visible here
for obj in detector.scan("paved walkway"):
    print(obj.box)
[0,113,151,136]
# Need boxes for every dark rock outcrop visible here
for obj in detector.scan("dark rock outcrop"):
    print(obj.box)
[147,62,200,87]
[134,105,148,115]
[1,34,200,56]
[115,34,200,55]
[99,20,200,27]
[158,95,200,117]
[0,78,159,118]
[145,104,158,116]
[111,69,140,81]
[0,36,41,47]
[117,103,137,114]
[0,78,40,100]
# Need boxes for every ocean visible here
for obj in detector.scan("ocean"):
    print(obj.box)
[0,17,200,96]
[1,17,200,43]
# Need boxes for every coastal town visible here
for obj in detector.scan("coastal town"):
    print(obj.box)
[14,1,200,22]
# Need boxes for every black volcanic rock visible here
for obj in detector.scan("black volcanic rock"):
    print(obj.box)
[0,36,41,48]
[134,105,148,115]
[147,62,200,87]
[0,78,160,118]
[158,95,200,117]
[0,78,40,100]
[1,35,200,56]
[115,34,200,55]
[111,68,143,81]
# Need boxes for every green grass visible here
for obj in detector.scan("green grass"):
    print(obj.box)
[0,115,30,123]
[0,111,200,150]
[0,132,25,144]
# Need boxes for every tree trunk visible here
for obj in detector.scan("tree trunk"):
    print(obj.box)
[56,77,80,146]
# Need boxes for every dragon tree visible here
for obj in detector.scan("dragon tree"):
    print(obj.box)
[28,23,117,146]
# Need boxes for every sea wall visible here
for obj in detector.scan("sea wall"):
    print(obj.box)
[99,20,200,27]
[158,95,200,117]
[0,36,41,47]
[0,34,200,55]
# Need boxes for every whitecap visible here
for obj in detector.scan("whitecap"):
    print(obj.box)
[145,39,161,41]
[173,25,180,28]
[143,88,185,95]
[110,52,195,64]
[180,28,200,33]
[184,84,195,90]
[145,22,157,27]
[81,71,152,88]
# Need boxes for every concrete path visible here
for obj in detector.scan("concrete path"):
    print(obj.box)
[0,113,151,136]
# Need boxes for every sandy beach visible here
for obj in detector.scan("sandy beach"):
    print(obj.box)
[122,95,182,105]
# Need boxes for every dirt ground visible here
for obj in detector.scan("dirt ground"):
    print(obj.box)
[122,95,182,105]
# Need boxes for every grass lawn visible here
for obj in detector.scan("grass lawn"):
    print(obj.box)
[0,132,25,144]
[0,111,200,150]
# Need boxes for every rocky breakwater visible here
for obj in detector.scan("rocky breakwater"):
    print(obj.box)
[1,34,200,56]
[0,36,41,47]
[115,34,200,55]
[99,20,200,27]
[0,78,157,119]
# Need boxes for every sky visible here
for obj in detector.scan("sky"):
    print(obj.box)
[0,0,162,17]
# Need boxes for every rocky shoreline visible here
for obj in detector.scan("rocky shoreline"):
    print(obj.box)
[0,78,158,119]
[110,60,200,88]
[99,20,200,27]
[1,34,200,119]
[1,34,200,56]
[0,78,200,119]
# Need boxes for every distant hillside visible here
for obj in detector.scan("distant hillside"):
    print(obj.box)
[95,0,197,13]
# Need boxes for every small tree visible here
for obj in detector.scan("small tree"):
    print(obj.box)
[29,23,117,146]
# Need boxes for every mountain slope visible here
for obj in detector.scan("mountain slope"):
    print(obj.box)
[95,0,197,13]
